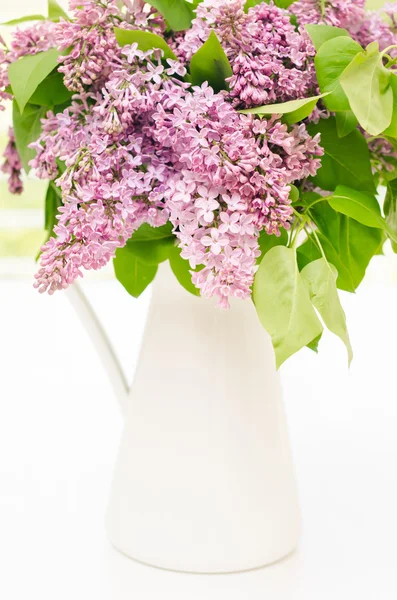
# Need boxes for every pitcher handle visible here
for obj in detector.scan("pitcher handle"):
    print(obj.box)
[66,282,129,416]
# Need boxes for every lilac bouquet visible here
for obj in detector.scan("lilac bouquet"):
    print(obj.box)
[1,0,397,365]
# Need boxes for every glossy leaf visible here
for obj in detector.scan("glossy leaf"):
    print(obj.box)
[190,31,232,93]
[169,246,201,296]
[253,246,323,368]
[114,249,158,298]
[29,69,73,107]
[307,333,322,353]
[240,93,328,124]
[305,24,350,51]
[48,0,69,21]
[328,185,384,229]
[44,182,62,238]
[382,73,397,138]
[384,178,397,251]
[315,36,362,112]
[307,117,376,193]
[340,42,393,135]
[298,203,383,292]
[114,28,177,60]
[146,0,193,31]
[126,223,175,265]
[2,14,45,25]
[301,258,353,364]
[12,101,47,173]
[275,0,296,7]
[335,110,358,137]
[8,49,60,113]
[244,0,267,10]
[257,229,288,263]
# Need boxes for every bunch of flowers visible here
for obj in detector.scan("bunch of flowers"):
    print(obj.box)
[1,0,397,365]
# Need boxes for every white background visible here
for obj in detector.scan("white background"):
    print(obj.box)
[1,1,397,599]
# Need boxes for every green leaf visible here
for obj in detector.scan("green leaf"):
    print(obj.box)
[253,246,323,368]
[382,73,397,138]
[315,36,362,112]
[2,14,45,25]
[45,182,62,234]
[8,49,60,114]
[114,249,158,298]
[29,69,73,107]
[289,185,300,204]
[275,0,296,7]
[305,24,350,51]
[384,178,397,250]
[307,333,322,353]
[301,258,353,364]
[169,246,201,296]
[12,101,46,174]
[340,42,393,135]
[146,0,193,31]
[307,117,375,193]
[130,222,173,241]
[298,202,383,292]
[126,223,175,265]
[328,185,384,229]
[335,110,358,137]
[48,0,68,21]
[257,229,288,263]
[244,0,267,10]
[240,93,328,124]
[114,28,177,60]
[190,31,233,93]
[297,191,322,209]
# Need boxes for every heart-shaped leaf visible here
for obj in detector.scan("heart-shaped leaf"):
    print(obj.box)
[328,185,384,229]
[146,0,194,31]
[301,258,353,364]
[340,42,393,135]
[253,246,323,368]
[307,117,376,193]
[305,24,350,51]
[48,0,68,21]
[168,246,201,296]
[125,223,176,265]
[12,101,47,173]
[8,49,60,113]
[114,249,158,298]
[114,28,177,60]
[315,36,362,112]
[190,31,232,92]
[335,110,358,137]
[297,202,383,292]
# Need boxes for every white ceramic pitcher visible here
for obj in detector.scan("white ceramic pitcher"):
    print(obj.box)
[67,262,300,573]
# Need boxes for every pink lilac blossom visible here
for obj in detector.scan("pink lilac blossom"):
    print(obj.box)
[180,0,317,108]
[1,128,23,194]
[155,83,323,307]
[32,43,188,294]
[6,0,377,307]
[290,0,366,35]
[291,0,397,53]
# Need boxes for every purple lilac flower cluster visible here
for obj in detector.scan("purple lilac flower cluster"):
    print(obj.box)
[180,0,317,107]
[1,0,396,306]
[1,128,23,194]
[155,84,322,305]
[291,0,397,52]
